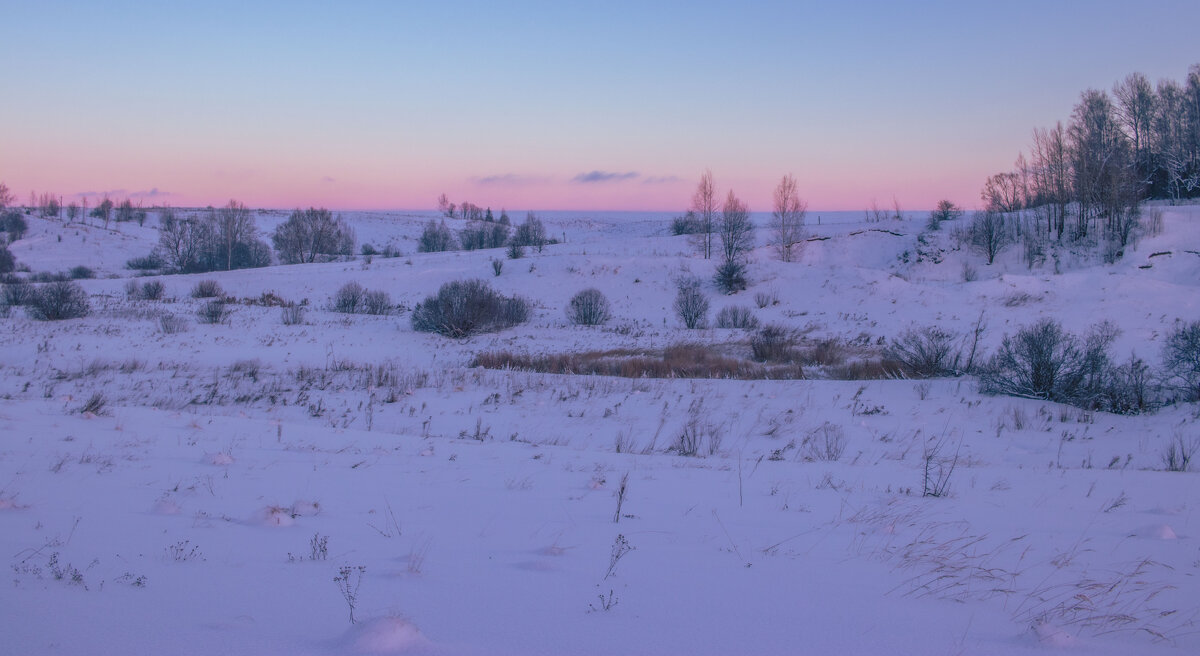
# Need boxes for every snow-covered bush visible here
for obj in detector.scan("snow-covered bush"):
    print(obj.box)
[715,305,758,330]
[28,280,90,321]
[281,303,305,326]
[979,319,1115,407]
[411,279,530,338]
[126,279,164,301]
[2,279,33,306]
[333,282,365,313]
[886,326,962,378]
[196,300,231,325]
[567,288,611,326]
[417,220,455,253]
[69,266,95,280]
[2,212,27,241]
[362,290,392,316]
[673,277,708,329]
[191,280,223,299]
[0,245,15,274]
[750,324,796,363]
[1162,321,1200,401]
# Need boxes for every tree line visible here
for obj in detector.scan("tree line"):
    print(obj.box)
[982,64,1200,245]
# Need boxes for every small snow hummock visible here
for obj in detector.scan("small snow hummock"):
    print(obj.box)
[291,499,322,517]
[344,616,429,654]
[255,505,295,527]
[206,452,235,466]
[1133,524,1179,540]
[1029,620,1077,647]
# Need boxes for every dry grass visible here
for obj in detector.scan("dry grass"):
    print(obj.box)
[472,343,805,380]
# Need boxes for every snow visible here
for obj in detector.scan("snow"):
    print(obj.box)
[1,205,1198,654]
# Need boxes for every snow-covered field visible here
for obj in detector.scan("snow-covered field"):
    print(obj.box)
[1,206,1198,655]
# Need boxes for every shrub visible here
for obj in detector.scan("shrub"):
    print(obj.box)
[567,288,611,326]
[69,265,96,280]
[360,243,378,256]
[753,291,777,309]
[674,277,709,329]
[886,326,962,378]
[715,305,758,330]
[3,212,27,241]
[28,281,91,320]
[713,260,747,294]
[333,282,365,313]
[191,280,223,298]
[31,271,70,283]
[3,280,33,306]
[506,242,524,259]
[1162,434,1196,472]
[126,253,166,271]
[362,290,392,316]
[159,313,188,334]
[281,303,305,326]
[670,212,702,236]
[140,280,165,301]
[1162,321,1200,401]
[491,258,503,276]
[411,279,530,338]
[750,324,797,363]
[418,220,456,253]
[926,200,962,230]
[0,245,14,274]
[979,319,1114,405]
[127,279,165,301]
[196,300,231,324]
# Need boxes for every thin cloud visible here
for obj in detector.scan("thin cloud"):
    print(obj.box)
[69,187,175,199]
[473,174,548,186]
[321,176,336,183]
[641,175,682,185]
[572,170,639,184]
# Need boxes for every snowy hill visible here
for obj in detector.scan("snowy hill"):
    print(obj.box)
[1,205,1198,655]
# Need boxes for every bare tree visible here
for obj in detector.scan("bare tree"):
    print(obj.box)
[66,202,80,223]
[715,190,753,293]
[213,200,254,271]
[92,196,114,229]
[1114,72,1157,181]
[970,210,1011,265]
[437,193,451,217]
[770,174,807,261]
[0,182,13,210]
[689,170,717,259]
[1031,122,1071,239]
[272,207,355,264]
[981,171,1023,213]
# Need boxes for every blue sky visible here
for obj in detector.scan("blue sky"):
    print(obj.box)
[2,0,1198,210]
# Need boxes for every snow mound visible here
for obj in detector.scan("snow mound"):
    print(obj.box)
[1029,620,1076,647]
[1133,524,1178,540]
[255,506,295,527]
[152,498,182,515]
[206,452,235,466]
[346,616,429,654]
[291,500,322,517]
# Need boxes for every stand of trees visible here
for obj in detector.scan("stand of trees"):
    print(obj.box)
[155,201,271,273]
[982,64,1200,246]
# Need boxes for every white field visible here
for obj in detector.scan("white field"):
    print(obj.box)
[1,206,1198,655]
